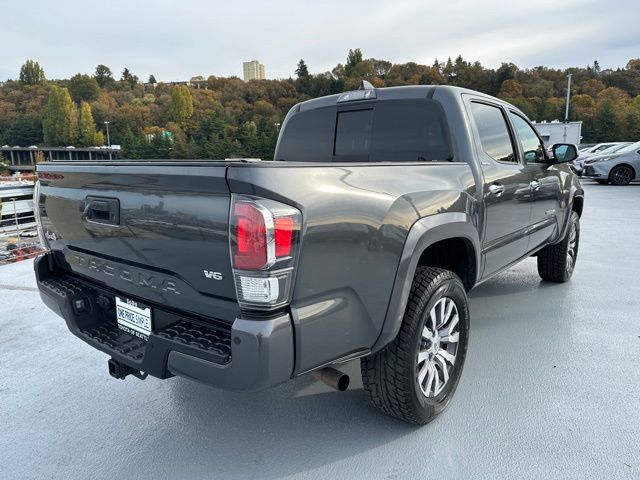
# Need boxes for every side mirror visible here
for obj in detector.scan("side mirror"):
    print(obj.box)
[552,143,578,163]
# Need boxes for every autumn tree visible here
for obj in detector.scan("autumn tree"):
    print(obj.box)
[19,60,46,85]
[78,101,103,146]
[43,86,78,146]
[170,85,193,125]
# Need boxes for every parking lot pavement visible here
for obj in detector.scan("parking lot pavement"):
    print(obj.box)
[1,181,639,480]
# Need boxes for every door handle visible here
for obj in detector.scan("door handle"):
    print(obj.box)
[488,184,505,196]
[530,180,541,191]
[83,196,120,225]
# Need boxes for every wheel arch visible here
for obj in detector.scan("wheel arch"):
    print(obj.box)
[609,163,636,181]
[371,212,480,353]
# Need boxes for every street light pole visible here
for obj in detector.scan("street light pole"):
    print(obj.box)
[564,74,572,122]
[104,121,111,160]
[104,121,111,147]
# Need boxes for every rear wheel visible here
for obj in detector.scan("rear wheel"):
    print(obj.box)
[537,211,580,282]
[609,165,634,186]
[361,267,469,425]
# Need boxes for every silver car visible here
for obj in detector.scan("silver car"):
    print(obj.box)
[572,142,630,174]
[582,141,640,185]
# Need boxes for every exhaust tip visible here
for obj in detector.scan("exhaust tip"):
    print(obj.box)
[312,367,350,391]
[336,373,350,392]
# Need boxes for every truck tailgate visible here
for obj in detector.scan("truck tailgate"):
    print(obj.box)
[37,163,239,323]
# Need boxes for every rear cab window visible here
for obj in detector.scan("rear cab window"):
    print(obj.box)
[469,102,517,164]
[276,99,453,163]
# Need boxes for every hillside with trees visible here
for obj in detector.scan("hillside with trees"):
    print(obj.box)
[1,51,640,160]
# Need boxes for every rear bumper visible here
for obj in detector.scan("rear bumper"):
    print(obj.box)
[34,254,294,391]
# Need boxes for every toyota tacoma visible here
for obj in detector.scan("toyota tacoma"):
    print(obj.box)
[33,83,584,424]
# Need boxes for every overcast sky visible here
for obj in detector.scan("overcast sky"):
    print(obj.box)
[2,0,638,82]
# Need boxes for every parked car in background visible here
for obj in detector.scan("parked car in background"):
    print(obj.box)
[582,141,640,185]
[580,142,626,158]
[573,142,631,175]
[578,143,596,151]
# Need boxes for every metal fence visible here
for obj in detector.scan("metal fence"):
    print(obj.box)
[0,210,43,266]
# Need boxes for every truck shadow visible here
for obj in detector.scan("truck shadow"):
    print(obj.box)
[107,261,576,480]
[109,363,418,480]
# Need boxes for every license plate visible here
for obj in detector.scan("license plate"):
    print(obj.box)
[116,297,152,339]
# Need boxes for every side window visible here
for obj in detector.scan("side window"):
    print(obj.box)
[470,102,517,163]
[509,112,546,164]
[371,100,452,162]
[275,107,336,162]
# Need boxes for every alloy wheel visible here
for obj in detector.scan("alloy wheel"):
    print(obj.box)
[566,221,578,273]
[612,166,633,185]
[417,297,460,397]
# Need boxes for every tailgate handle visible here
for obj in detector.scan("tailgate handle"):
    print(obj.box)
[83,197,120,225]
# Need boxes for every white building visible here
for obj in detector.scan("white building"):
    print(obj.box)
[243,60,265,81]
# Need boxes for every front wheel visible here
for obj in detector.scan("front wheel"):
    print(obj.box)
[361,267,469,425]
[537,211,580,282]
[609,165,634,186]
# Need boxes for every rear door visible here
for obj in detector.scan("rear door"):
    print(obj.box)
[466,98,533,276]
[37,162,239,323]
[507,111,562,251]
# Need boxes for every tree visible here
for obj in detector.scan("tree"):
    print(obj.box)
[170,85,193,125]
[295,60,309,78]
[121,68,139,88]
[68,73,100,103]
[19,60,46,85]
[3,115,42,146]
[95,64,114,87]
[148,74,157,84]
[43,86,78,146]
[345,48,364,77]
[347,49,363,68]
[78,102,98,146]
[498,79,523,100]
[368,59,392,79]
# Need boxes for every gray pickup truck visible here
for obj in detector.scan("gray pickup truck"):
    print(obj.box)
[33,83,583,424]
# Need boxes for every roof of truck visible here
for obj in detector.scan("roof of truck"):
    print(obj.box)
[295,85,505,112]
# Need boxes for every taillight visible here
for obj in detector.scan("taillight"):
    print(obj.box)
[230,195,301,310]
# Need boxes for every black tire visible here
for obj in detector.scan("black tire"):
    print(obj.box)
[361,267,469,425]
[609,165,634,186]
[537,211,580,282]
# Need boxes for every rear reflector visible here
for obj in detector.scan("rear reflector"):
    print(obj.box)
[274,217,294,257]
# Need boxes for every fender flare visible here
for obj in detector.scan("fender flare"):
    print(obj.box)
[371,212,481,353]
[555,188,584,243]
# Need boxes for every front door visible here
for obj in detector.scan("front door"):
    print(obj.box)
[467,100,533,276]
[508,111,562,251]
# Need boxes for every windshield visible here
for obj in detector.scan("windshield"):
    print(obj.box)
[615,141,640,154]
[600,143,631,154]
